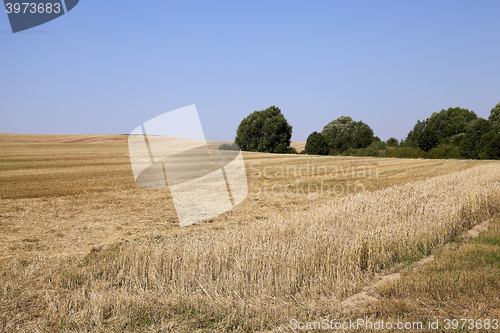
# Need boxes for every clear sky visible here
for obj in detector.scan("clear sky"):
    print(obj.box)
[1,1,499,142]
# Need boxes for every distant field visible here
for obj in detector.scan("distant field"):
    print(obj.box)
[290,141,305,152]
[1,133,499,332]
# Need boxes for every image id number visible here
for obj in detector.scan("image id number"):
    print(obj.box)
[5,3,61,14]
[443,319,498,330]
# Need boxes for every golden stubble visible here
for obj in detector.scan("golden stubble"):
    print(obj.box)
[1,133,499,331]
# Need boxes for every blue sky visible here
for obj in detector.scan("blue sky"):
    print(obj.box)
[1,1,499,142]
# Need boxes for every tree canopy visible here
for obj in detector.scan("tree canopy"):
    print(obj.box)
[418,127,439,152]
[489,102,500,128]
[231,102,500,160]
[304,131,329,155]
[403,107,478,148]
[459,118,492,159]
[321,116,374,153]
[386,138,399,147]
[487,133,500,160]
[234,106,292,153]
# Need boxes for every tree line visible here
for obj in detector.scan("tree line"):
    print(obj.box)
[229,103,500,160]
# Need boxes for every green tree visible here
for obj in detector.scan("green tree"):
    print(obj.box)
[449,133,466,146]
[403,107,477,147]
[488,102,500,129]
[459,118,492,159]
[386,138,399,147]
[304,131,329,155]
[427,107,477,140]
[418,127,439,152]
[486,133,500,160]
[402,119,427,148]
[234,106,292,153]
[321,116,374,153]
[370,137,387,150]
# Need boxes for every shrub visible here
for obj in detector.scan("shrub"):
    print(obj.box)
[427,144,462,159]
[369,139,387,151]
[218,143,240,151]
[304,132,329,155]
[365,146,382,157]
[385,147,427,159]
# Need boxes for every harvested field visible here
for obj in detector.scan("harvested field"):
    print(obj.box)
[1,133,499,332]
[290,141,305,153]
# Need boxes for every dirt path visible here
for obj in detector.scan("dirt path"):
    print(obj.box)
[341,219,491,313]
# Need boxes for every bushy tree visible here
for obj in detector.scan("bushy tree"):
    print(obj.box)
[487,133,500,160]
[489,102,500,129]
[459,118,492,159]
[449,133,466,146]
[304,131,329,155]
[365,139,387,157]
[402,119,427,148]
[386,138,399,147]
[418,127,439,152]
[370,137,387,150]
[321,116,374,153]
[403,107,477,147]
[427,144,461,159]
[235,106,292,153]
[427,107,478,140]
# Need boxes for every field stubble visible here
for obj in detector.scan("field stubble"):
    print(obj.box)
[1,133,499,332]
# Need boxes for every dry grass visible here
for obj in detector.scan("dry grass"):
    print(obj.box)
[289,141,305,153]
[1,133,483,260]
[1,133,499,332]
[364,213,500,332]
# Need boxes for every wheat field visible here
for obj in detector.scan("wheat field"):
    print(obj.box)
[1,133,499,332]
